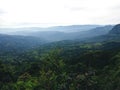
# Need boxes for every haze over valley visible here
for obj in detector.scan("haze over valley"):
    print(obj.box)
[0,25,113,41]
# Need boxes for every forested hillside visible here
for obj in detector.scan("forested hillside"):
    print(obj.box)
[0,34,46,55]
[0,24,120,90]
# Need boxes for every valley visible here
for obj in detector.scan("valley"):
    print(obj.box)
[0,24,120,90]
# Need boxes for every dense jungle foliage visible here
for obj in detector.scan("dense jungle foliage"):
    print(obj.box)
[0,40,120,90]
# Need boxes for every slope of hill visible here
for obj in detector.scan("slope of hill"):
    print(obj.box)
[83,24,120,42]
[109,24,120,35]
[0,34,46,55]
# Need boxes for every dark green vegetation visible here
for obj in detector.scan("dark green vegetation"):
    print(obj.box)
[0,24,120,90]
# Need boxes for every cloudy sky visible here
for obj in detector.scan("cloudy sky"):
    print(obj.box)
[0,0,120,27]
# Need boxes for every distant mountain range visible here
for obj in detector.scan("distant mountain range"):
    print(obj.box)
[0,25,101,34]
[4,25,113,41]
[0,24,120,54]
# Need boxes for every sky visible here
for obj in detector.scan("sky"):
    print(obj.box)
[0,0,120,27]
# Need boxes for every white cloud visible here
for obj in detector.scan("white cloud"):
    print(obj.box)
[0,0,120,27]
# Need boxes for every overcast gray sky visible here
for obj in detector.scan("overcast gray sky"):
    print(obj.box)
[0,0,120,27]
